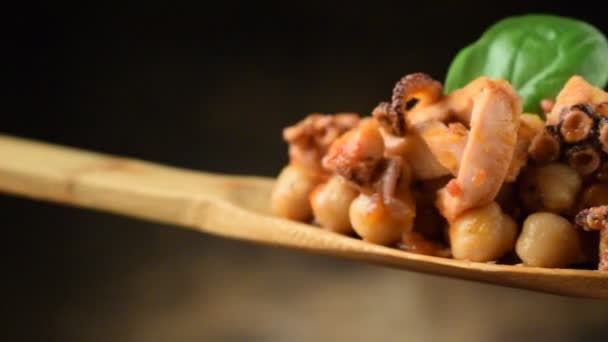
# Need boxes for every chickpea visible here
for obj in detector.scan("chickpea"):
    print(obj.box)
[449,202,518,262]
[310,175,358,234]
[519,163,582,213]
[349,192,415,246]
[516,212,584,268]
[270,164,318,221]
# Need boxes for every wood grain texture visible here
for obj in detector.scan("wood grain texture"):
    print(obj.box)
[0,134,607,299]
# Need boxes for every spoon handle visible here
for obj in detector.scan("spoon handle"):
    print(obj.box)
[0,134,272,230]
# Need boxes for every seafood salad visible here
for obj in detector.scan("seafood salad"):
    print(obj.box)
[270,15,608,270]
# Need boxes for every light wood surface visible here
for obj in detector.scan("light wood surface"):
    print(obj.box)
[0,134,607,299]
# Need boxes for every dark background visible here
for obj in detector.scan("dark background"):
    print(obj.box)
[5,2,608,341]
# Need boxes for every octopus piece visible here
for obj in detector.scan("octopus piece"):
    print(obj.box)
[576,206,608,231]
[372,75,455,179]
[323,119,411,197]
[373,73,443,136]
[528,126,561,163]
[575,206,608,271]
[560,107,594,143]
[528,77,608,178]
[322,118,385,188]
[414,78,530,183]
[547,76,608,126]
[283,113,360,177]
[373,102,407,156]
[433,79,521,221]
[373,102,451,179]
[378,156,406,200]
[566,144,602,176]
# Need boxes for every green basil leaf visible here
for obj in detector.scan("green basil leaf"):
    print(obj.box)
[445,15,608,114]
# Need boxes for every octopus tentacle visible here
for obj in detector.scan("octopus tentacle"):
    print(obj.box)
[575,206,608,271]
[386,73,443,136]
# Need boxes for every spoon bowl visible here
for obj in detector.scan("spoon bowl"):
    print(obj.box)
[0,134,606,299]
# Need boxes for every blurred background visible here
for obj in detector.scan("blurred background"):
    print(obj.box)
[5,2,608,341]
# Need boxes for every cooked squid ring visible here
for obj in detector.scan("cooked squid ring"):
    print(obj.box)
[400,77,521,222]
[404,78,531,183]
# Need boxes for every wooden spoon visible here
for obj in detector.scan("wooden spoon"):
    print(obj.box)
[0,134,606,299]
